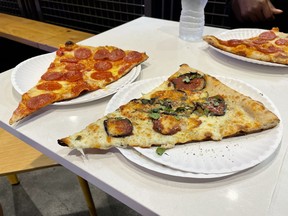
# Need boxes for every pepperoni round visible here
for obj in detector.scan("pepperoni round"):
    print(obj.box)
[252,38,268,45]
[227,39,243,47]
[94,61,113,71]
[27,93,56,110]
[124,51,142,63]
[118,64,131,75]
[41,72,63,81]
[256,45,282,54]
[72,82,91,96]
[91,71,114,81]
[74,47,92,59]
[259,31,277,40]
[275,38,288,46]
[201,95,226,116]
[56,48,65,57]
[94,48,110,60]
[108,49,125,61]
[170,72,206,92]
[63,71,83,82]
[60,57,78,63]
[65,63,85,71]
[220,40,248,47]
[104,118,133,137]
[37,82,62,91]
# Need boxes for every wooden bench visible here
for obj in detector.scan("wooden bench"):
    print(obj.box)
[0,13,94,51]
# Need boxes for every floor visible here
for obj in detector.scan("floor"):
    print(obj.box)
[0,38,141,216]
[0,167,141,216]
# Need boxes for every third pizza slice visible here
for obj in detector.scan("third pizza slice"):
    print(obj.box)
[58,64,280,150]
[203,27,288,65]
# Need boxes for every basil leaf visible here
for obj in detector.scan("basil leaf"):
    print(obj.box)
[149,112,161,119]
[156,147,166,156]
[182,76,190,83]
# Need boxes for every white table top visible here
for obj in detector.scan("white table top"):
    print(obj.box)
[1,17,288,216]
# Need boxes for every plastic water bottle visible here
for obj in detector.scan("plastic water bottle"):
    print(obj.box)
[179,0,208,42]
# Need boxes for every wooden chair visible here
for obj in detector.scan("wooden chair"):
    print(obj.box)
[0,127,97,216]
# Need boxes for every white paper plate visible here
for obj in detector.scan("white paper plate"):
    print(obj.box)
[11,52,141,105]
[117,147,236,178]
[106,76,283,174]
[207,28,288,67]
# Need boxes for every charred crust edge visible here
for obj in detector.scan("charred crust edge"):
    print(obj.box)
[57,139,68,146]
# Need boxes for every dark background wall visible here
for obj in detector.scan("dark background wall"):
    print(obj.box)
[0,38,47,72]
[0,0,230,35]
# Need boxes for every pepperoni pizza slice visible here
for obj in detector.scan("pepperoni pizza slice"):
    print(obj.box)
[9,41,148,125]
[203,27,288,65]
[58,64,280,150]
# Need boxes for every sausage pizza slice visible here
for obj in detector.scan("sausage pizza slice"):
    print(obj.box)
[58,64,280,150]
[203,27,288,65]
[9,41,148,125]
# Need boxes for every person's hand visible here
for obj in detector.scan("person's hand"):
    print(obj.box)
[231,0,283,23]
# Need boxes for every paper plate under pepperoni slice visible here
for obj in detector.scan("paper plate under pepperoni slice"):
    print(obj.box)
[11,52,142,105]
[206,28,288,67]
